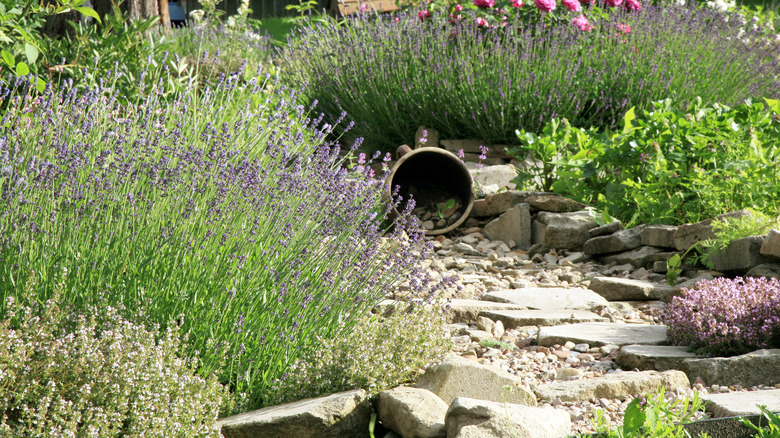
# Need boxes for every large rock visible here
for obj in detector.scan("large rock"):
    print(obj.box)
[681,349,780,388]
[377,387,447,438]
[218,389,370,438]
[702,389,780,418]
[533,370,690,402]
[537,211,599,251]
[616,345,698,372]
[478,309,607,328]
[674,210,751,251]
[584,227,643,255]
[524,195,587,213]
[483,203,532,250]
[641,225,679,248]
[414,354,537,406]
[708,236,776,272]
[415,126,440,149]
[468,164,517,194]
[746,263,780,280]
[445,397,571,438]
[761,229,780,258]
[482,287,609,311]
[446,299,528,323]
[599,246,665,268]
[588,277,672,301]
[470,191,550,217]
[441,139,486,154]
[537,322,669,347]
[589,221,624,238]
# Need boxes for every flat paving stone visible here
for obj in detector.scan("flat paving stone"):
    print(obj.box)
[616,345,698,372]
[481,287,609,311]
[589,276,672,301]
[478,309,608,329]
[537,322,668,347]
[702,389,780,418]
[443,299,528,323]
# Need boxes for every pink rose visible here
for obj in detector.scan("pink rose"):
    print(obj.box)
[616,22,631,33]
[624,0,641,11]
[474,0,495,8]
[454,4,464,11]
[572,14,592,31]
[562,0,581,12]
[511,0,524,7]
[418,9,431,20]
[476,16,489,26]
[605,0,622,6]
[534,0,556,12]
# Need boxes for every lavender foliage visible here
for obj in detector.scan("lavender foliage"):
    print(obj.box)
[282,3,780,152]
[660,277,780,356]
[0,69,438,411]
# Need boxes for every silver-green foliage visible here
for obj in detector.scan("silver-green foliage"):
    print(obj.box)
[262,302,452,405]
[0,273,233,437]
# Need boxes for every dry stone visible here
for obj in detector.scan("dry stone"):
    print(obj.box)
[681,349,780,388]
[468,164,517,194]
[702,389,780,418]
[589,220,624,238]
[441,139,485,154]
[483,203,531,250]
[746,263,780,280]
[479,309,607,328]
[218,389,370,438]
[482,287,609,311]
[415,126,440,149]
[584,227,644,255]
[533,370,690,402]
[640,225,678,248]
[446,299,527,323]
[445,397,571,438]
[524,195,587,213]
[708,236,776,272]
[414,354,537,406]
[537,211,599,251]
[761,229,780,258]
[588,277,672,301]
[616,345,698,372]
[377,387,447,438]
[470,191,549,217]
[673,210,751,251]
[599,246,665,268]
[537,322,669,347]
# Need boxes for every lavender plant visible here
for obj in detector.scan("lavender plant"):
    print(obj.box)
[282,2,779,153]
[0,68,436,411]
[660,277,780,356]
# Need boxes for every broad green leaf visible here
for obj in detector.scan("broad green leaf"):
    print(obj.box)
[15,61,29,76]
[622,106,636,133]
[622,398,646,435]
[1,49,13,67]
[24,43,38,65]
[36,77,46,93]
[75,6,101,23]
[764,98,779,113]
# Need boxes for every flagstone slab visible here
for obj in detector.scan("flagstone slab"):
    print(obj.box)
[481,287,610,311]
[533,370,690,403]
[479,310,608,329]
[702,389,780,418]
[444,299,528,323]
[616,345,698,372]
[537,322,669,347]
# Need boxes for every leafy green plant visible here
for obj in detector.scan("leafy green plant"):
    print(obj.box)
[0,0,98,90]
[0,272,232,436]
[741,405,780,438]
[514,98,780,226]
[697,210,779,268]
[586,388,709,438]
[261,301,452,405]
[479,338,516,351]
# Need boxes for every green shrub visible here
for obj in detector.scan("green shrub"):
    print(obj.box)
[512,98,780,225]
[261,302,452,405]
[0,274,232,437]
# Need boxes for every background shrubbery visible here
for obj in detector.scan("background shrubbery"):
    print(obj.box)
[661,277,780,356]
[281,1,780,153]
